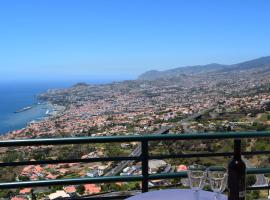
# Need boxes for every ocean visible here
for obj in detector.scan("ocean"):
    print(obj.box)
[0,79,119,135]
[0,81,76,135]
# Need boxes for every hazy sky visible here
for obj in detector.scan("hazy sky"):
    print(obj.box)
[0,0,270,82]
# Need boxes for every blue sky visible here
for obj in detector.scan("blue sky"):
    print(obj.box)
[0,0,270,82]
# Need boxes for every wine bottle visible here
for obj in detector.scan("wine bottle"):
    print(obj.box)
[228,139,246,200]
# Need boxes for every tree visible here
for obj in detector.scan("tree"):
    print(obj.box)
[2,151,19,163]
[87,126,99,135]
[246,191,259,200]
[253,122,267,131]
[31,190,37,200]
[50,185,63,193]
[0,190,14,198]
[246,175,256,186]
[104,143,123,157]
[18,175,30,181]
[77,185,85,195]
[101,183,121,192]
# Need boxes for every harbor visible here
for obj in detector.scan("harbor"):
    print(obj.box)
[0,102,65,135]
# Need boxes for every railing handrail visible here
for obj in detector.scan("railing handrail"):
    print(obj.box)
[1,131,270,195]
[0,168,269,190]
[1,131,270,147]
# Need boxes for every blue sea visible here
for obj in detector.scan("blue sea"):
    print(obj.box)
[0,79,118,135]
[0,81,73,134]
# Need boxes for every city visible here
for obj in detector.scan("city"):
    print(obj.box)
[1,57,270,199]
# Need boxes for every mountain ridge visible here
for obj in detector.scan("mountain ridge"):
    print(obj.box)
[138,56,270,80]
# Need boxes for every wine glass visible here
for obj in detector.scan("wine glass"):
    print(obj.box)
[208,166,228,200]
[187,164,207,196]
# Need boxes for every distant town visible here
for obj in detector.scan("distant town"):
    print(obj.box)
[2,56,270,199]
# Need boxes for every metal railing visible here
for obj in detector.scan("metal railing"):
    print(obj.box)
[1,131,270,198]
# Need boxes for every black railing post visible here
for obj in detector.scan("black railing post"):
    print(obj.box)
[141,139,149,193]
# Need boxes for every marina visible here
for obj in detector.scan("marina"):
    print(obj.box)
[0,102,56,134]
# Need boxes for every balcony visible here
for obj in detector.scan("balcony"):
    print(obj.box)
[1,131,270,199]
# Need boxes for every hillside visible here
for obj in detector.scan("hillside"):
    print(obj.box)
[138,56,270,80]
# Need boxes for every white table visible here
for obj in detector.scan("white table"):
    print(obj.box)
[126,189,227,200]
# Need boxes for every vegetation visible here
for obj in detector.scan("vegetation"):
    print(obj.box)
[104,143,127,157]
[101,182,140,192]
[1,103,270,198]
[0,190,15,198]
[77,185,85,195]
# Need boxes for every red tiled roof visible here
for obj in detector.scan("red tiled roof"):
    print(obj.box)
[11,197,27,200]
[177,164,188,171]
[64,186,76,193]
[19,188,32,194]
[46,173,58,179]
[84,184,101,194]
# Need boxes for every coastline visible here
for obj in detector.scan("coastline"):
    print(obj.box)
[0,102,66,137]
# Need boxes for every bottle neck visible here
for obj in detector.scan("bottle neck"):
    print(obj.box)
[234,139,242,159]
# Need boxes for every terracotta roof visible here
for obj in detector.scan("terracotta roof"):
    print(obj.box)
[11,197,27,200]
[46,173,58,179]
[84,184,101,194]
[19,188,32,194]
[64,186,76,193]
[177,164,188,172]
